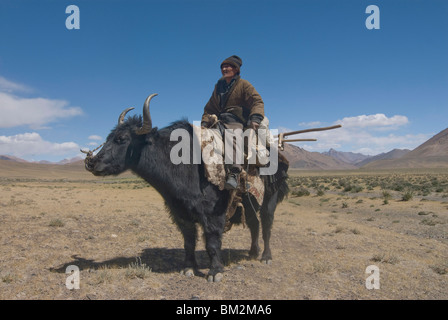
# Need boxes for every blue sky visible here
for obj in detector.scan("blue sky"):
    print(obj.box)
[1,0,447,162]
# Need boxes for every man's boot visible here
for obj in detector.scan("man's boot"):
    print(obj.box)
[225,166,241,190]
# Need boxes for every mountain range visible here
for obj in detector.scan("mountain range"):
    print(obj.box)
[0,155,83,165]
[361,127,448,169]
[1,127,447,171]
[280,127,448,170]
[321,148,411,168]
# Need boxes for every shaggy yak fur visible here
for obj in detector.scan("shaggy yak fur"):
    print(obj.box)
[85,115,289,282]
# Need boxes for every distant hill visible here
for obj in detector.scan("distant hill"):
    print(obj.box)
[363,128,448,169]
[356,149,410,167]
[404,127,448,158]
[280,143,357,170]
[0,155,83,165]
[0,159,88,180]
[57,156,84,165]
[322,148,371,165]
[321,148,410,168]
[0,155,29,163]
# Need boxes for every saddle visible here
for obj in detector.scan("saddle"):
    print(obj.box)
[191,123,266,232]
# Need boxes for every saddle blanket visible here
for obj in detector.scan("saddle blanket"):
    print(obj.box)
[191,124,265,207]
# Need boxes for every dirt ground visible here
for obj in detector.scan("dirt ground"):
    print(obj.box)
[0,168,447,300]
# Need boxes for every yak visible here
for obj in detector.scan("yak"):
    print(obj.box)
[84,93,289,282]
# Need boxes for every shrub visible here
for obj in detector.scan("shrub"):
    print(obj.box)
[291,187,310,197]
[371,252,399,264]
[125,257,152,279]
[401,190,414,201]
[48,219,64,227]
[430,262,448,275]
[382,190,392,200]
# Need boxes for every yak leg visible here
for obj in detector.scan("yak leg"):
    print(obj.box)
[243,195,261,259]
[172,215,198,276]
[260,190,278,264]
[203,214,226,282]
[204,231,224,282]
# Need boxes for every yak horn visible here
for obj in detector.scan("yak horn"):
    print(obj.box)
[136,93,158,135]
[118,107,135,125]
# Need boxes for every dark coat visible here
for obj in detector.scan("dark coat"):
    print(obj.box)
[202,76,264,125]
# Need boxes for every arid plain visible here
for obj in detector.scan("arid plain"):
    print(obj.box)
[0,160,447,300]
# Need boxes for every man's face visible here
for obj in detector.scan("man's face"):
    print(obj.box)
[221,63,236,81]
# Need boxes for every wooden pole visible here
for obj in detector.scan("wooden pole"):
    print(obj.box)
[276,124,342,138]
[277,124,341,151]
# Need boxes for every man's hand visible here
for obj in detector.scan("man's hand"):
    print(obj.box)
[248,121,260,131]
[248,114,263,131]
[201,114,218,128]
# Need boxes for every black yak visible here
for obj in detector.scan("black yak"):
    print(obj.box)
[84,93,289,282]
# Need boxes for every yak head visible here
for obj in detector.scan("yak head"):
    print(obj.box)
[83,93,157,176]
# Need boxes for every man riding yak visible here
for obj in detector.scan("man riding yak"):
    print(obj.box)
[201,55,265,190]
[80,56,340,281]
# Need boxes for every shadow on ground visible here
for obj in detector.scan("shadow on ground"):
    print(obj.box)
[49,247,249,274]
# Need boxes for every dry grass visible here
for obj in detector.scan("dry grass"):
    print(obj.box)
[0,165,447,299]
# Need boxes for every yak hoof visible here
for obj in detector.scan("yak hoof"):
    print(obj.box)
[207,273,223,283]
[261,259,272,265]
[181,268,195,277]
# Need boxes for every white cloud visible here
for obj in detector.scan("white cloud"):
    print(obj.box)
[0,76,83,129]
[277,126,293,134]
[0,132,80,158]
[0,76,33,93]
[298,121,322,128]
[0,76,86,161]
[0,92,83,129]
[88,135,103,141]
[337,114,408,129]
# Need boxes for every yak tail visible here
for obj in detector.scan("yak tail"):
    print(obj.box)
[276,175,290,204]
[263,152,290,204]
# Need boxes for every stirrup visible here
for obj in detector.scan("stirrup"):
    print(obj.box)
[224,172,239,190]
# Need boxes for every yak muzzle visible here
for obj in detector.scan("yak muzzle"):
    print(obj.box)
[84,156,95,172]
[81,143,104,173]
